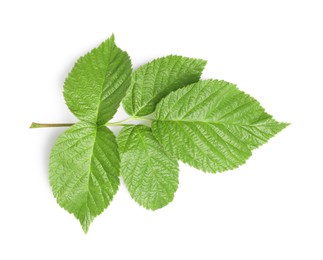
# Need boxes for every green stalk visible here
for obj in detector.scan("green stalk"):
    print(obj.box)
[29,116,153,129]
[30,122,75,128]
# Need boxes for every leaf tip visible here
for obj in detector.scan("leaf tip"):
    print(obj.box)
[82,226,89,234]
[80,220,90,234]
[201,58,208,66]
[281,122,291,129]
[109,33,115,42]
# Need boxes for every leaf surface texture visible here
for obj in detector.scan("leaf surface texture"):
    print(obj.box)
[122,55,206,116]
[64,35,132,125]
[152,80,288,173]
[49,122,120,232]
[118,125,179,210]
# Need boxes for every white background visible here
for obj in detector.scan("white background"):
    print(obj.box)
[1,0,322,259]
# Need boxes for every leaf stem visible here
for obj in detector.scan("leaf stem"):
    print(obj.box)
[106,117,136,125]
[30,116,154,129]
[136,117,153,122]
[30,122,75,128]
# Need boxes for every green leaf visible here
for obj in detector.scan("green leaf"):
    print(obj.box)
[122,55,206,116]
[49,122,120,233]
[117,125,179,210]
[152,79,289,173]
[64,35,132,125]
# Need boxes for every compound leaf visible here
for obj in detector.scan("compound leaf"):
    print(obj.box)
[49,122,120,233]
[118,125,179,210]
[152,79,289,173]
[122,55,206,116]
[64,35,132,125]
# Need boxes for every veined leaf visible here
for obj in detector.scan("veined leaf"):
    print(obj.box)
[152,80,289,173]
[118,125,179,210]
[49,122,120,233]
[35,36,290,232]
[122,55,206,116]
[64,35,132,125]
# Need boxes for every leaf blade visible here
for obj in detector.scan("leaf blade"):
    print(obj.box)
[152,79,288,173]
[122,55,206,116]
[49,122,120,232]
[118,125,179,210]
[64,35,132,125]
